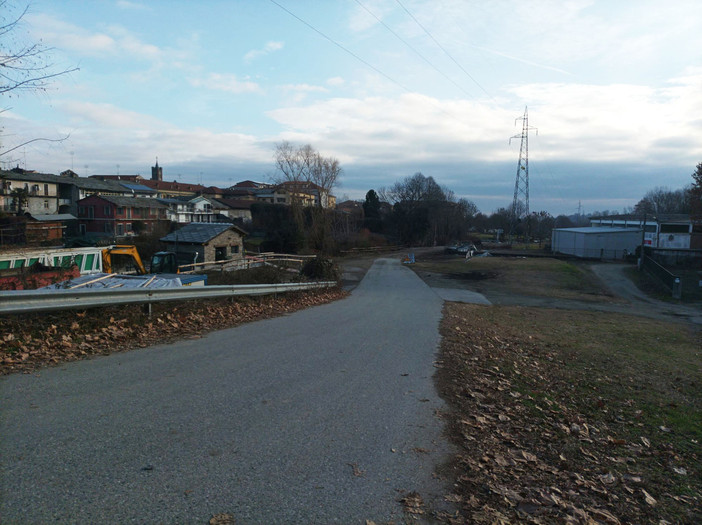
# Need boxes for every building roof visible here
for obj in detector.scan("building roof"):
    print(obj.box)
[119,182,158,193]
[1,169,63,185]
[554,227,641,234]
[28,214,77,222]
[216,198,255,210]
[90,175,142,182]
[232,180,269,189]
[591,213,691,223]
[160,222,247,244]
[79,195,167,208]
[140,179,208,193]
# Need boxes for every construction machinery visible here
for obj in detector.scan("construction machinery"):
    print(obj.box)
[0,244,180,275]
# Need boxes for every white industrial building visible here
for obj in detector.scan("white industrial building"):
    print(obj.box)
[551,227,643,259]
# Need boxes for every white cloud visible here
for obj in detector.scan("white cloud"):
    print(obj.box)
[243,41,284,63]
[115,1,150,10]
[58,101,169,130]
[265,70,702,171]
[326,77,345,87]
[189,73,262,94]
[25,14,163,61]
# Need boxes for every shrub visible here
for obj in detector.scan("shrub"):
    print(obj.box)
[300,257,340,281]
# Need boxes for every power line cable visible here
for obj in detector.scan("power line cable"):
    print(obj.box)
[394,0,493,100]
[268,0,479,128]
[268,0,413,94]
[353,0,476,99]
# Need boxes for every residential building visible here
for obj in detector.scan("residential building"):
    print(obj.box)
[76,195,168,238]
[216,198,254,223]
[0,169,60,215]
[158,195,232,224]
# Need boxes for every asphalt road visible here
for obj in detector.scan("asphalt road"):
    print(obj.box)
[0,258,451,524]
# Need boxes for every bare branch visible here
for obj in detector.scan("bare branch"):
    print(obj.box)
[0,133,71,157]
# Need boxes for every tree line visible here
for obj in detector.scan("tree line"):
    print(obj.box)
[252,147,702,254]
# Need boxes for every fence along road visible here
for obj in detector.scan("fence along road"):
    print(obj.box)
[0,281,336,314]
[0,257,451,523]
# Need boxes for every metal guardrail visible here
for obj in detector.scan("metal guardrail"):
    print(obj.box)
[0,281,337,315]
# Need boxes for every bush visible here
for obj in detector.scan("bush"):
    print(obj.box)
[300,257,340,281]
[205,265,287,285]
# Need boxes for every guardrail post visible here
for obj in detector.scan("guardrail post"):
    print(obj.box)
[672,278,682,300]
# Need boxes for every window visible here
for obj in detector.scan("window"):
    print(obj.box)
[44,200,49,209]
[116,207,124,216]
[104,206,111,216]
[231,245,239,254]
[660,224,689,234]
[44,184,49,195]
[117,223,124,236]
[276,197,286,203]
[126,208,132,219]
[104,222,112,233]
[126,223,132,232]
[79,206,85,216]
[88,206,94,218]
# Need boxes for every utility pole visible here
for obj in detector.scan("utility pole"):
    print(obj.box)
[509,106,537,242]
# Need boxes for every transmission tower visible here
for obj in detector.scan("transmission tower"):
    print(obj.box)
[509,106,537,241]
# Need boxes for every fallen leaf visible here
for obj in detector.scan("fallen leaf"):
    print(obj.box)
[347,462,365,477]
[399,491,424,515]
[642,489,657,506]
[599,472,616,485]
[209,513,235,525]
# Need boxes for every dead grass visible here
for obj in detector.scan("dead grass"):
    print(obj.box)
[413,254,616,302]
[436,303,701,524]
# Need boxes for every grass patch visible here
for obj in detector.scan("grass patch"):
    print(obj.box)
[437,303,701,523]
[414,253,615,302]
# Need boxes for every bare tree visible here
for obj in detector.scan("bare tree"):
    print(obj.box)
[633,186,691,216]
[272,141,342,253]
[273,141,341,207]
[1,1,78,156]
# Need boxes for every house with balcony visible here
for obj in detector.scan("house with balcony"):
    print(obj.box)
[157,195,232,224]
[0,169,60,215]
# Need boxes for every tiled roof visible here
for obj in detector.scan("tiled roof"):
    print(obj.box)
[160,223,246,244]
[140,179,207,192]
[216,198,255,210]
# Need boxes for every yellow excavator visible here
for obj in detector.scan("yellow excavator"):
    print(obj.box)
[101,246,179,275]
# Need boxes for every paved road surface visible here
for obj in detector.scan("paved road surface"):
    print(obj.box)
[1,258,451,524]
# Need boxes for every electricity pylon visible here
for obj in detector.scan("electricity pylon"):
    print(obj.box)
[509,106,537,241]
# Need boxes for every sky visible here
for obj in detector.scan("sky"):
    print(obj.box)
[1,0,701,216]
